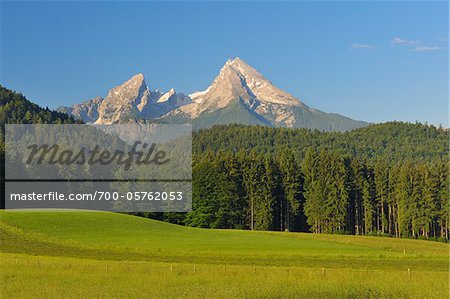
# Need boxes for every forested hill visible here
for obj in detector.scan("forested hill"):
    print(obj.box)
[0,86,79,126]
[188,123,448,240]
[0,86,80,208]
[193,122,448,162]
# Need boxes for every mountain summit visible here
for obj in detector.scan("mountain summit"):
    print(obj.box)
[179,57,304,117]
[94,73,150,124]
[161,58,367,130]
[59,58,367,131]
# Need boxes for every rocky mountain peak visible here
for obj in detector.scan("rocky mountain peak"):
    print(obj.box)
[183,58,304,119]
[224,57,257,73]
[94,73,151,124]
[222,58,304,107]
[129,72,145,82]
[111,73,147,98]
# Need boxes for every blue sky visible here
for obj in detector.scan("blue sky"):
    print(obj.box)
[1,1,448,125]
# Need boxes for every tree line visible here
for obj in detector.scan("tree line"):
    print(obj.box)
[171,123,448,241]
[182,148,448,241]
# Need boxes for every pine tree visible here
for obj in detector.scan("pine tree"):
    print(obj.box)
[374,158,389,234]
[362,167,376,234]
[278,149,302,231]
[302,148,323,233]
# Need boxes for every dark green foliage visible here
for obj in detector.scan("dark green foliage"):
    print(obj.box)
[302,149,350,234]
[185,123,449,240]
[185,155,243,229]
[193,123,448,162]
[0,86,80,208]
[0,86,80,126]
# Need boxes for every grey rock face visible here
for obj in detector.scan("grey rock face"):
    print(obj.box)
[61,74,190,124]
[57,96,103,123]
[95,73,150,124]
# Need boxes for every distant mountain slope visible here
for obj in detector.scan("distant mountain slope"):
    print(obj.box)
[192,100,272,129]
[59,58,368,131]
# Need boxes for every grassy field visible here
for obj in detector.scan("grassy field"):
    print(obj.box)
[1,211,448,298]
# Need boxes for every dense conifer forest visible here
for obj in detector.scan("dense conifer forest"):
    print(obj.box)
[179,124,448,240]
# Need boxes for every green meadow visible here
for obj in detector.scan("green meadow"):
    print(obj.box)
[1,211,448,298]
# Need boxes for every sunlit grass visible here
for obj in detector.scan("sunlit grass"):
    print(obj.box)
[1,211,448,298]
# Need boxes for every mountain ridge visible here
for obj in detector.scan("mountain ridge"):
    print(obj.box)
[58,58,368,131]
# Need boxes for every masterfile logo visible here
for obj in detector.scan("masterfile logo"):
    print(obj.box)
[4,124,192,212]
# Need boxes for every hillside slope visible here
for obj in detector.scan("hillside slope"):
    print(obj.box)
[1,211,448,298]
[1,211,448,269]
[193,122,449,161]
